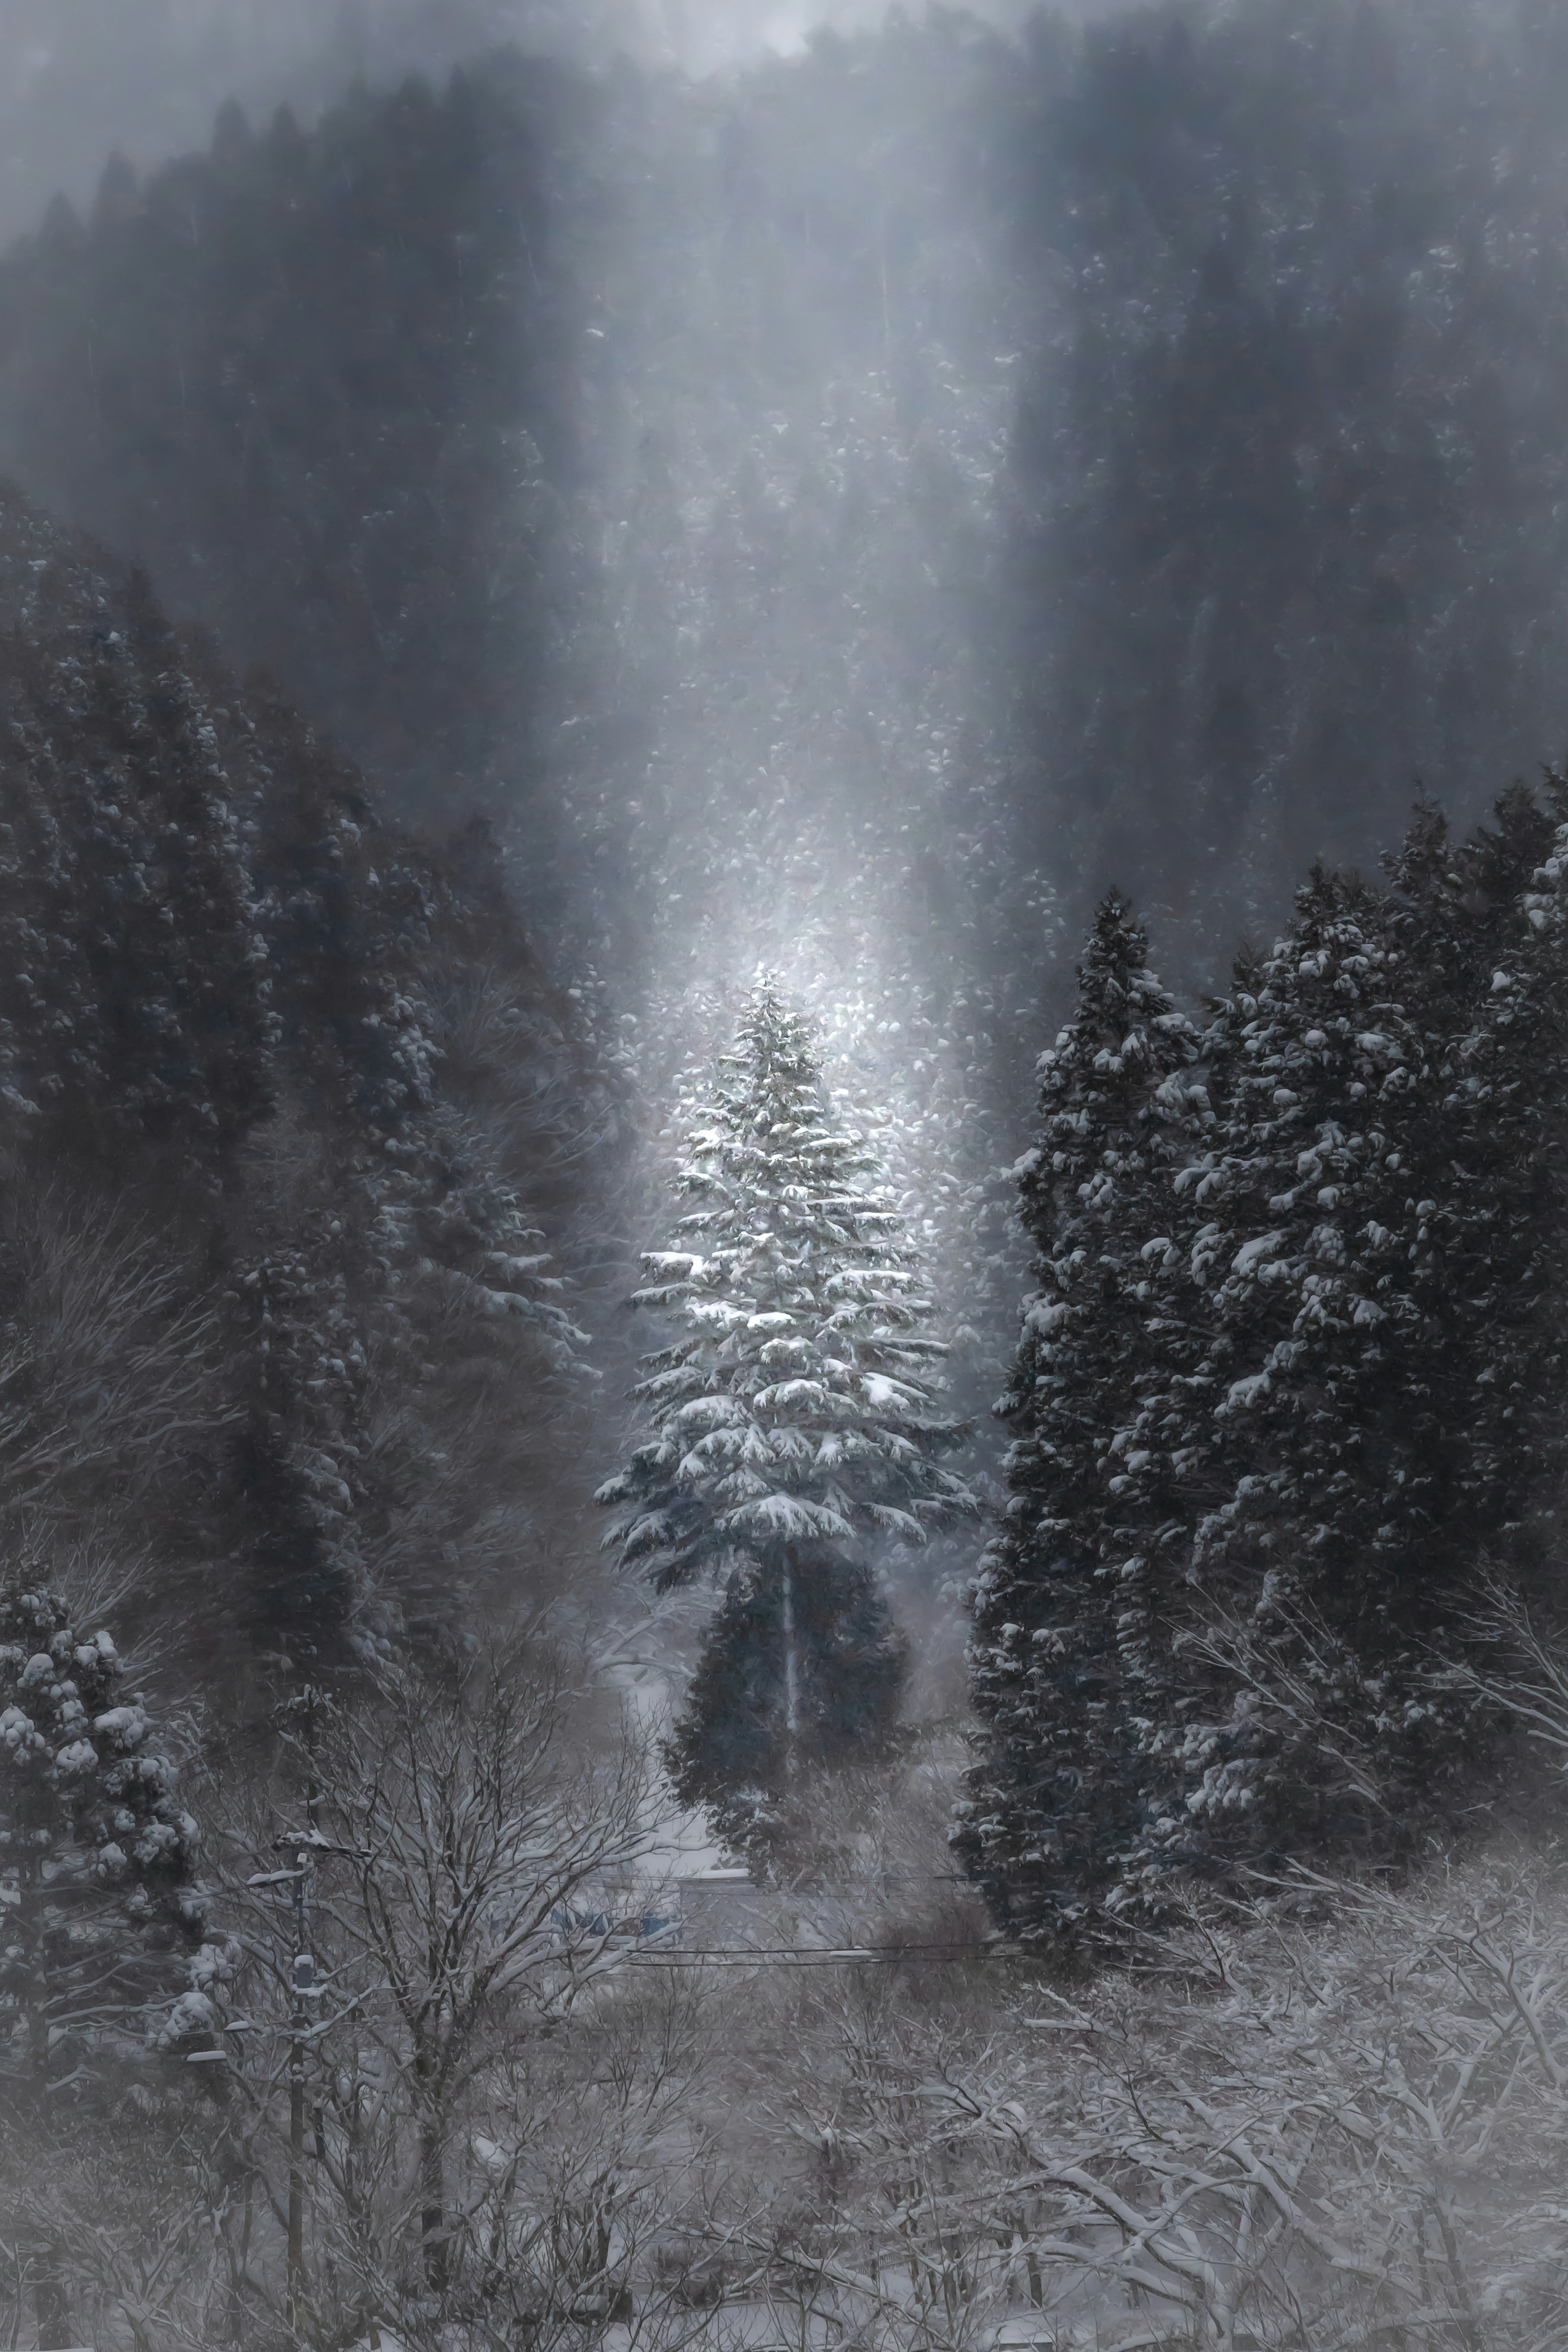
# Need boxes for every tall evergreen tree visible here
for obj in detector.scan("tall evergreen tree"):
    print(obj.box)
[0,522,274,1190]
[1134,812,1568,1888]
[1134,864,1450,1878]
[953,893,1204,1932]
[597,982,971,1860]
[964,802,1568,1933]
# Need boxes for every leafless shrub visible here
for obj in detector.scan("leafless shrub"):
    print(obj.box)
[1451,1570,1568,1774]
[679,1826,1568,2350]
[0,1177,225,1573]
[186,1642,707,2349]
[24,1593,1568,2352]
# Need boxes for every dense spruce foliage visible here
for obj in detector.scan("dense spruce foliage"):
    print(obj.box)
[0,1585,218,2352]
[960,788,1568,1932]
[1009,0,1568,957]
[956,893,1209,1913]
[0,484,600,1688]
[0,1586,213,2088]
[598,984,972,1862]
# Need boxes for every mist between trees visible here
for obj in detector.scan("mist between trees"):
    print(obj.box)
[6,0,1568,2347]
[3,471,1568,2344]
[12,1615,1568,2350]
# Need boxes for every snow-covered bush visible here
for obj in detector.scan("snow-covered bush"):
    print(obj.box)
[0,1583,209,2096]
[676,1840,1568,2352]
[0,1583,214,2351]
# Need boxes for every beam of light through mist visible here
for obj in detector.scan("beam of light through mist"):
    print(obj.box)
[533,14,1067,1415]
[0,0,1094,1400]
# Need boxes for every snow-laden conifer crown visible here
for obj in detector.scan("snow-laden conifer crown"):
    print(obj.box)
[598,978,972,1588]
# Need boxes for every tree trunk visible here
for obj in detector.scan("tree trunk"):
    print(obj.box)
[420,2116,448,2292]
[781,1550,800,1783]
[22,1849,73,2352]
[34,2258,73,2352]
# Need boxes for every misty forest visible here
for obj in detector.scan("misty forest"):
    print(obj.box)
[5,1,1568,2346]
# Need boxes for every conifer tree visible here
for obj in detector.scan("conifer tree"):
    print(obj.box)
[953,893,1204,1931]
[0,1585,209,2082]
[0,1584,213,2348]
[598,982,971,1859]
[1134,819,1568,1887]
[0,526,273,1189]
[1130,865,1447,1878]
[0,484,593,1675]
[1387,787,1565,1555]
[964,807,1568,1933]
[1458,779,1568,1552]
[222,691,591,1657]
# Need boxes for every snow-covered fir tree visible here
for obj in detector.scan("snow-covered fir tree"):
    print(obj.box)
[964,807,1568,1933]
[0,1585,219,2348]
[1130,864,1452,1886]
[0,1584,212,2094]
[1129,817,1568,1894]
[598,980,972,1861]
[1396,786,1567,1563]
[953,893,1205,1933]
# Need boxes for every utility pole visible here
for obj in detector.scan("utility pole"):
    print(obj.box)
[284,1835,313,2329]
[246,1685,363,2336]
[285,1682,319,2330]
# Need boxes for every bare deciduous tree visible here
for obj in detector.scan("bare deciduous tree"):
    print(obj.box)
[202,1642,692,2346]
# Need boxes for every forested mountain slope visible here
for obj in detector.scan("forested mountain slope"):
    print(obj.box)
[9,12,1568,2345]
[1014,0,1568,965]
[0,483,606,1692]
[8,3,1568,1018]
[1,0,1567,1849]
[0,65,593,836]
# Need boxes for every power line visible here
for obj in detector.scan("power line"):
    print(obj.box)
[624,1941,1028,1967]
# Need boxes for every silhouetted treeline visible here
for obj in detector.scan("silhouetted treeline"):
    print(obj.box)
[0,64,592,830]
[1008,0,1568,957]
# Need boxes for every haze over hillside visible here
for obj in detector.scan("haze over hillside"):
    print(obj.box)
[0,0,1123,239]
[4,9,1568,2347]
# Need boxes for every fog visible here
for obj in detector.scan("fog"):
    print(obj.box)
[0,0,1119,239]
[8,0,1561,1379]
[7,0,1563,1366]
[4,1,1568,2345]
[2,0,1076,1401]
